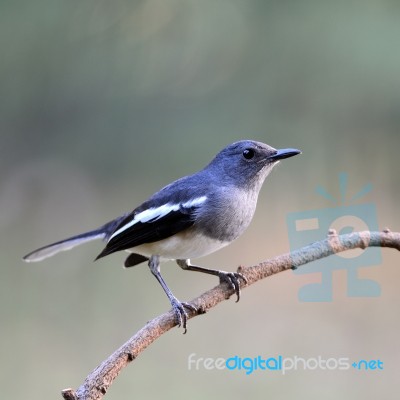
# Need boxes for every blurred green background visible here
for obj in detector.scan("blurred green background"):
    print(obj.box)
[1,0,399,399]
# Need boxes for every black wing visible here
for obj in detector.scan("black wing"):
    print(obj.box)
[95,204,197,260]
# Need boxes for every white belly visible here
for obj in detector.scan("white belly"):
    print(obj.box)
[127,228,230,260]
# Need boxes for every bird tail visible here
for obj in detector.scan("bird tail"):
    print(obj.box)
[22,216,125,262]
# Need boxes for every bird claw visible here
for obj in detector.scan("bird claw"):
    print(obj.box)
[218,271,248,302]
[170,298,197,334]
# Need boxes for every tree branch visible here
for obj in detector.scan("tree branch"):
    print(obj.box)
[61,229,400,400]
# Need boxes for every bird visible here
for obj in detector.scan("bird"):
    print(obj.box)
[23,140,301,332]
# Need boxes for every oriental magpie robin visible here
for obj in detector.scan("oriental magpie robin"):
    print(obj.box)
[23,140,301,332]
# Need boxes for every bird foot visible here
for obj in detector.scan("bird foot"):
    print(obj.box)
[170,298,197,334]
[217,271,248,302]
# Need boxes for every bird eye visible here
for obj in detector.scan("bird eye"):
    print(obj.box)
[242,148,255,160]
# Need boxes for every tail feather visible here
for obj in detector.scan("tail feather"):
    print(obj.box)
[23,215,127,263]
[23,230,106,262]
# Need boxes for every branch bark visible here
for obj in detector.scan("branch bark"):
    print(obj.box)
[61,229,400,400]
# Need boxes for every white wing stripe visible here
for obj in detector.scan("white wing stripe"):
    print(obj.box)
[108,196,207,241]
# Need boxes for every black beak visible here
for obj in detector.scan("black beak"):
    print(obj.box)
[267,148,301,161]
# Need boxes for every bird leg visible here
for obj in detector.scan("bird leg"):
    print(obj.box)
[176,259,248,302]
[148,256,196,333]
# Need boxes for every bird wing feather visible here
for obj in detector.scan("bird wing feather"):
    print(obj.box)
[96,202,201,259]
